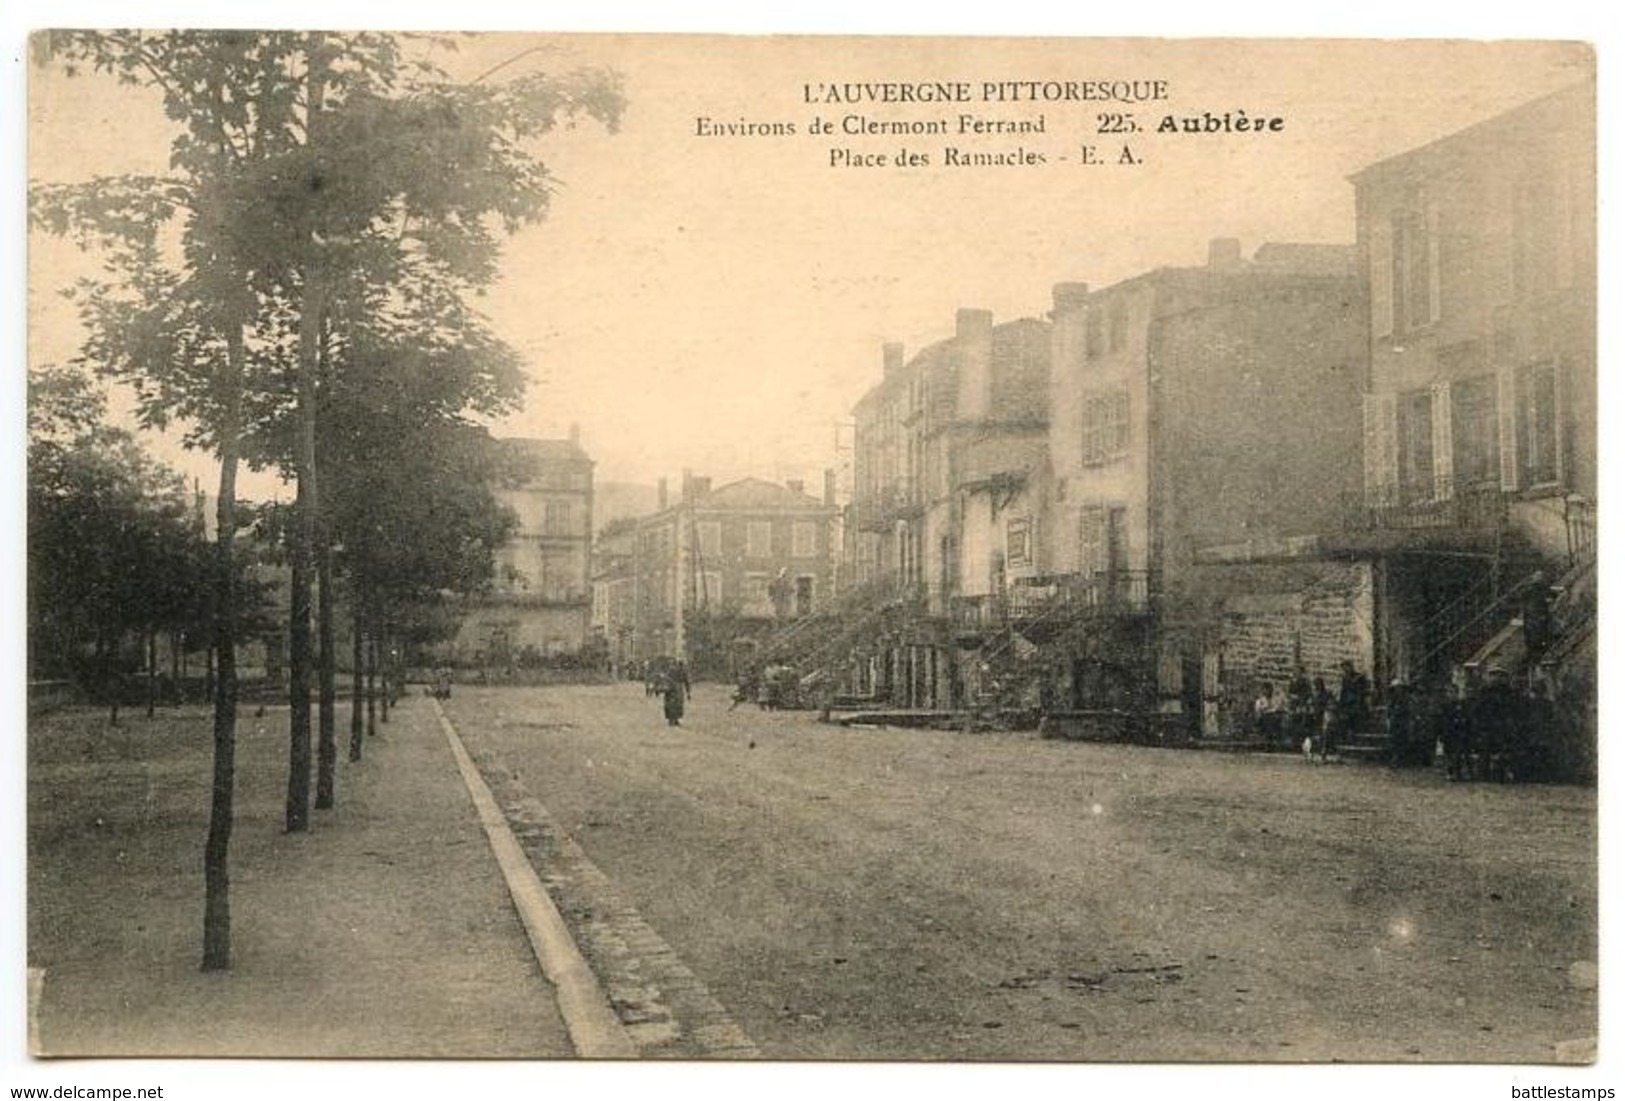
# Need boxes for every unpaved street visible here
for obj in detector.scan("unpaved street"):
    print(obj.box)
[446,682,1595,1062]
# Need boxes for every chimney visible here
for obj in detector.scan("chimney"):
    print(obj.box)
[823,468,837,507]
[657,476,668,510]
[1052,282,1090,315]
[1208,237,1244,272]
[691,476,711,499]
[956,307,993,341]
[883,342,904,377]
[568,422,580,445]
[786,479,805,496]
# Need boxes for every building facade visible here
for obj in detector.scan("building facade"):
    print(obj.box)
[1341,82,1596,710]
[628,474,840,678]
[454,431,595,664]
[845,309,1053,709]
[1035,240,1367,735]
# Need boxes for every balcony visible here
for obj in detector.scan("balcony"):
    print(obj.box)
[1341,477,1508,533]
[953,571,1152,633]
[852,483,922,532]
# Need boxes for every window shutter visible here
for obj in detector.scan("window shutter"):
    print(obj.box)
[1362,392,1398,501]
[1553,359,1570,487]
[1431,380,1454,500]
[1498,368,1520,491]
[1426,204,1443,325]
[1369,220,1394,341]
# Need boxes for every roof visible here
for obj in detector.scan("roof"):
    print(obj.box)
[692,477,831,513]
[499,435,592,466]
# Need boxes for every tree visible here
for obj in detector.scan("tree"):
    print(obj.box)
[33,30,623,966]
[27,366,210,723]
[222,43,620,821]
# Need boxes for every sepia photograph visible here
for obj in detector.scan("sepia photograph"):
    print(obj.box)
[11,7,1609,1098]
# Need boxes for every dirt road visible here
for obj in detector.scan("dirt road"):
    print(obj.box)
[448,682,1596,1062]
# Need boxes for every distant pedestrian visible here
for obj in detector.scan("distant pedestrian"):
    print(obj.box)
[1329,660,1370,760]
[662,677,686,727]
[1287,667,1314,748]
[1385,679,1423,766]
[1253,682,1285,748]
[1304,675,1332,758]
[1439,665,1474,780]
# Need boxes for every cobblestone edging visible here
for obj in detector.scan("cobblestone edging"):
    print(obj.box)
[455,719,760,1059]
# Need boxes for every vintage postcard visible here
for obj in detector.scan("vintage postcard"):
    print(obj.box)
[21,27,1599,1091]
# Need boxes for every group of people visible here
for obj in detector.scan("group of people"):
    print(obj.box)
[1430,664,1567,783]
[1250,660,1371,762]
[1249,659,1567,781]
[729,663,802,711]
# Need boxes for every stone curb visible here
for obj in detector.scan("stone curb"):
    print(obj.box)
[431,697,638,1059]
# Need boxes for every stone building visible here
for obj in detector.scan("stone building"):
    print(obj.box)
[630,473,840,678]
[1034,241,1367,736]
[453,430,595,664]
[845,309,1052,709]
[1339,82,1596,716]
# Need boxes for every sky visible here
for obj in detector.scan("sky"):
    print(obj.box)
[24,31,1593,497]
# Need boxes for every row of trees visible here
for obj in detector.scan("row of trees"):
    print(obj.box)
[30,31,623,971]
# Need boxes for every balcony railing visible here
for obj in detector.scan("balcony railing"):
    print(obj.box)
[1341,477,1508,533]
[953,571,1152,630]
[1565,494,1595,567]
[852,483,922,532]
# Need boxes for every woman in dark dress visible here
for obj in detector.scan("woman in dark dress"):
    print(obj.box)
[663,678,686,727]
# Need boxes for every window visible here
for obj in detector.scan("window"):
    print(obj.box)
[793,521,818,557]
[1516,364,1559,486]
[1396,389,1435,503]
[1007,517,1032,568]
[794,575,816,617]
[697,570,723,610]
[1077,507,1104,576]
[696,521,722,560]
[1450,375,1500,488]
[1107,298,1128,352]
[1078,506,1127,577]
[543,500,573,536]
[1392,206,1440,333]
[746,521,774,558]
[742,573,773,617]
[1085,309,1105,359]
[1080,390,1130,466]
[1513,178,1562,299]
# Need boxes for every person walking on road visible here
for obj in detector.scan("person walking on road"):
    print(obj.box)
[662,676,686,727]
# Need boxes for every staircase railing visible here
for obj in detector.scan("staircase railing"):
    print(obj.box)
[1415,569,1546,674]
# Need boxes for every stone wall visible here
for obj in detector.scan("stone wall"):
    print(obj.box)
[1214,561,1374,691]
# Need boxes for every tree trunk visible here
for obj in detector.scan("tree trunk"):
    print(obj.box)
[349,596,364,762]
[286,41,329,837]
[315,319,337,810]
[287,473,314,831]
[366,615,378,739]
[380,616,392,725]
[315,536,337,809]
[146,629,158,719]
[202,322,243,973]
[286,44,329,835]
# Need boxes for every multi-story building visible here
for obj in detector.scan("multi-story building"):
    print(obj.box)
[1028,240,1367,735]
[846,308,1052,708]
[590,517,638,674]
[630,473,840,678]
[454,430,594,664]
[1341,81,1595,705]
